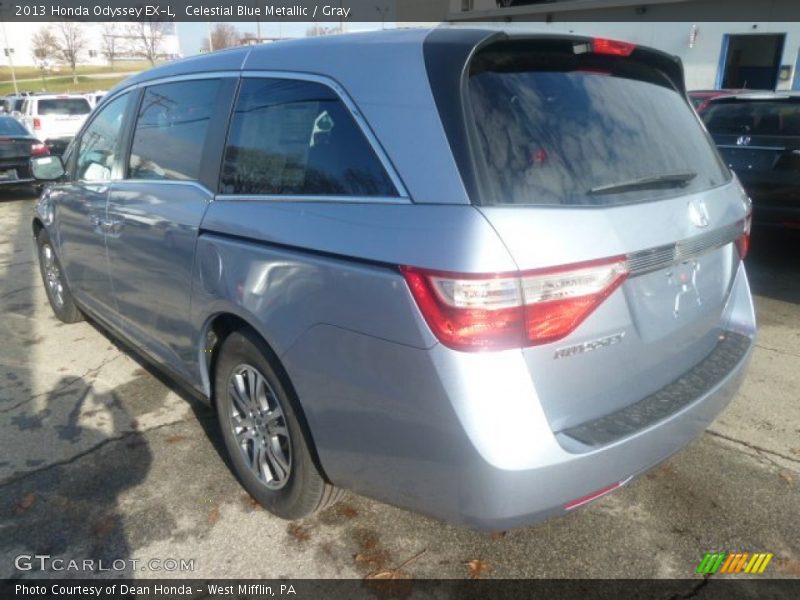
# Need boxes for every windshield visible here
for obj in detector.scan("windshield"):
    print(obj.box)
[38,98,91,116]
[467,44,729,206]
[702,100,800,136]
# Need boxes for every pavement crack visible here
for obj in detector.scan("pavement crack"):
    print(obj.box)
[754,343,800,360]
[0,354,124,414]
[0,285,37,300]
[706,429,800,466]
[666,577,710,599]
[0,417,190,490]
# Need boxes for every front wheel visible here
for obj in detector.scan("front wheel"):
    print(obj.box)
[36,228,83,323]
[214,329,342,519]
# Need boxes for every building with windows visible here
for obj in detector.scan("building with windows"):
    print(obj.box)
[404,0,800,90]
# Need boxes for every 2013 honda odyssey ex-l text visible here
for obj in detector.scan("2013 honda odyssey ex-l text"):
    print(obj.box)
[30,29,755,530]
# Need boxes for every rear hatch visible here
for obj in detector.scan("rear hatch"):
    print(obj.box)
[35,97,91,140]
[462,37,749,433]
[702,96,800,218]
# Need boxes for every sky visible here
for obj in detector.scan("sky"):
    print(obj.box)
[176,21,393,55]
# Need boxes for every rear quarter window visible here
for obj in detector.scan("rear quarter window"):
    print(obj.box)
[467,42,729,206]
[220,78,397,197]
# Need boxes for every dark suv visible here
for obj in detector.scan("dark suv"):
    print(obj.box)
[702,92,800,229]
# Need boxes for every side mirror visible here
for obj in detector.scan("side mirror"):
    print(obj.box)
[30,155,66,181]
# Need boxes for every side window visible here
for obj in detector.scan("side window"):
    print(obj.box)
[221,78,397,197]
[128,79,221,181]
[75,93,129,182]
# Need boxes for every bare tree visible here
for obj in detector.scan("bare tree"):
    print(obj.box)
[101,23,125,71]
[130,22,169,65]
[201,23,241,52]
[51,22,87,84]
[32,28,58,62]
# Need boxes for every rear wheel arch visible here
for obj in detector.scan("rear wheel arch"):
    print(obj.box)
[200,311,331,483]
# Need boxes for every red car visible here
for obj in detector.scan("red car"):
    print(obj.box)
[689,89,748,114]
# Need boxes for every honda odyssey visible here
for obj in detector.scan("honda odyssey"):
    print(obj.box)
[30,29,756,530]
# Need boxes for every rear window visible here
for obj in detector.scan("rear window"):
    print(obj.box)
[702,100,800,136]
[0,117,28,135]
[37,98,91,116]
[467,43,729,206]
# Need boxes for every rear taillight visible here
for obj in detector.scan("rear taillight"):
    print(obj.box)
[32,117,41,130]
[736,211,752,260]
[592,37,636,57]
[31,143,49,157]
[400,257,628,352]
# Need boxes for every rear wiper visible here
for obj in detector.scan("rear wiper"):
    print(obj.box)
[588,171,698,195]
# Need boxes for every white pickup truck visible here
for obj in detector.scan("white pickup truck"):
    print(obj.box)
[19,94,92,155]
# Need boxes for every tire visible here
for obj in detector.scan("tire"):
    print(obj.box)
[214,328,342,519]
[36,228,83,324]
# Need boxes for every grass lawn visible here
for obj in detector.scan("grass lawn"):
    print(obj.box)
[0,61,152,82]
[0,75,130,96]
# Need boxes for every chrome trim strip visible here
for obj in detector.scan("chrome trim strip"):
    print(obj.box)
[214,194,410,205]
[626,220,743,276]
[103,71,241,106]
[717,144,785,151]
[239,69,410,200]
[111,179,214,197]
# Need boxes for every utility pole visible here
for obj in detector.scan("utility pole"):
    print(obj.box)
[0,4,18,94]
[206,22,213,52]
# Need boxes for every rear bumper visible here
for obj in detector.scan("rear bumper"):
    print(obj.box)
[0,160,33,185]
[282,261,756,531]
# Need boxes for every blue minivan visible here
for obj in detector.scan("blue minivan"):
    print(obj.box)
[31,29,755,530]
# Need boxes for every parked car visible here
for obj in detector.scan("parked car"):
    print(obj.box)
[2,94,27,118]
[0,115,48,189]
[30,29,755,531]
[19,93,92,156]
[702,92,800,229]
[688,89,747,114]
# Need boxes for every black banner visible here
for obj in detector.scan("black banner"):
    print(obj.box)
[0,0,798,22]
[2,579,800,600]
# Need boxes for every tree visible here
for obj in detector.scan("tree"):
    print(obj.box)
[130,22,170,65]
[52,23,87,84]
[32,28,58,62]
[101,23,125,71]
[201,23,241,52]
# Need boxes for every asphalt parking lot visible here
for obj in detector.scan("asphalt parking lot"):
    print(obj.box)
[0,189,798,581]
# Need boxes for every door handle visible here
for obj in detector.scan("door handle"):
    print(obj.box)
[90,215,124,235]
